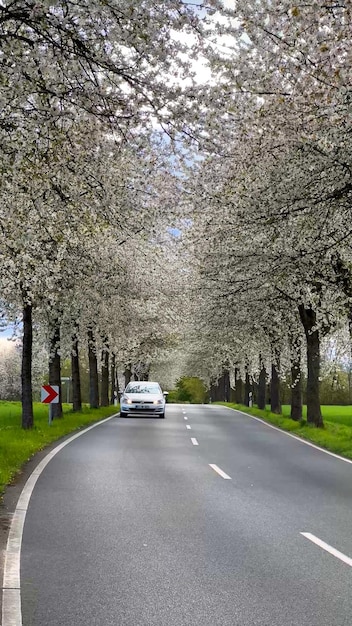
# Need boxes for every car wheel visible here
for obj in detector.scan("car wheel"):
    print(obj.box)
[120,411,127,418]
[159,412,165,419]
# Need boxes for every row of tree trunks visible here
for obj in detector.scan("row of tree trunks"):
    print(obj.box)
[20,305,122,428]
[19,305,323,428]
[210,308,322,426]
[210,369,231,402]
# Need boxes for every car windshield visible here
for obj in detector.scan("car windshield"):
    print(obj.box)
[125,384,161,394]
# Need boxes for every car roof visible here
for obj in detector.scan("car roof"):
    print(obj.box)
[127,381,159,385]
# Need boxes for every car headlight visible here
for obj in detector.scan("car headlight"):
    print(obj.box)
[122,397,132,404]
[154,399,163,405]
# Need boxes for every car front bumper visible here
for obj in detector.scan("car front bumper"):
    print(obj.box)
[121,403,165,415]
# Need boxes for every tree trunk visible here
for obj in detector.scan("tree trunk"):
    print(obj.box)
[101,339,109,407]
[210,380,217,402]
[298,304,323,427]
[290,335,302,421]
[21,303,34,429]
[257,358,266,410]
[271,351,281,414]
[71,328,82,412]
[235,368,243,404]
[49,319,63,418]
[217,372,225,400]
[110,352,116,405]
[223,368,230,402]
[243,368,252,406]
[88,326,99,409]
[124,365,132,388]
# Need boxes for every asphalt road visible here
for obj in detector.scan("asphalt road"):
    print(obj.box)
[21,404,352,626]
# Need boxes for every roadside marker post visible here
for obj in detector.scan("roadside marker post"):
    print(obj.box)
[61,376,71,403]
[41,385,59,424]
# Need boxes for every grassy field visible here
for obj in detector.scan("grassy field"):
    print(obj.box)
[0,401,119,496]
[280,404,352,426]
[217,403,352,460]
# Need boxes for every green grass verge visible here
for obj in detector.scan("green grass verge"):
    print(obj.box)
[216,403,352,461]
[0,402,119,496]
[279,404,352,427]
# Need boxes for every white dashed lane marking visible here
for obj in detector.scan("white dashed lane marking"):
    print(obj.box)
[209,464,232,480]
[191,438,199,446]
[300,533,352,567]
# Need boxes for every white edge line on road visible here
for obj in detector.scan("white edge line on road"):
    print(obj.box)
[300,532,352,567]
[186,425,191,430]
[209,464,232,480]
[221,406,352,466]
[191,437,199,446]
[2,414,117,626]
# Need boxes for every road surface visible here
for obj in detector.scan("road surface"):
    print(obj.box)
[19,404,352,625]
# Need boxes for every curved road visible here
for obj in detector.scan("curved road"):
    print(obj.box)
[18,405,352,625]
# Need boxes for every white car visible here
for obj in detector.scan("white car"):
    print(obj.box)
[120,381,166,418]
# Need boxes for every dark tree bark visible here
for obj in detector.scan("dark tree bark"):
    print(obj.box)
[71,326,82,412]
[101,339,109,407]
[210,380,217,402]
[217,372,225,400]
[110,352,116,405]
[49,319,63,418]
[271,350,281,414]
[88,325,99,409]
[257,357,267,410]
[243,368,252,406]
[124,365,132,387]
[235,368,243,404]
[223,368,230,402]
[21,303,34,429]
[290,335,302,421]
[298,304,323,427]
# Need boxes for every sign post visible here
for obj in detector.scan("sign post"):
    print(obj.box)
[41,385,59,424]
[61,377,71,403]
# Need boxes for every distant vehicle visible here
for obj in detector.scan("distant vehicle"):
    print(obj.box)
[120,381,166,418]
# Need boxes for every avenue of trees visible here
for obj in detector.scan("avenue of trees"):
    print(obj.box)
[0,1,351,429]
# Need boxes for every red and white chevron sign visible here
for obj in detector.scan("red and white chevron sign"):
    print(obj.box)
[41,385,59,404]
